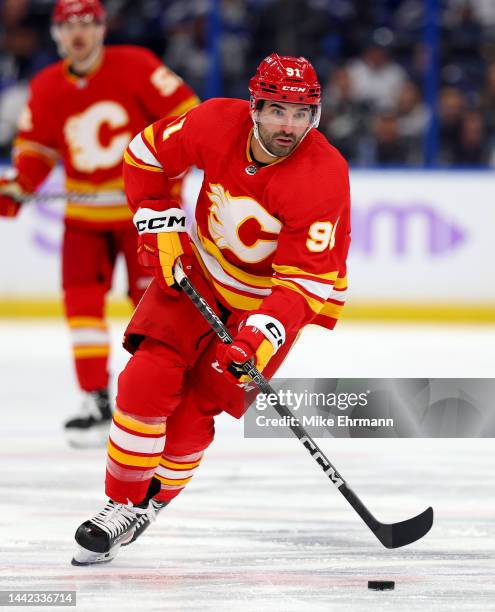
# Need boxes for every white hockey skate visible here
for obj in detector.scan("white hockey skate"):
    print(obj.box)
[64,389,112,448]
[72,500,146,566]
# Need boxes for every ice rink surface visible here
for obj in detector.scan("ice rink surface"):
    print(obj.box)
[0,320,494,611]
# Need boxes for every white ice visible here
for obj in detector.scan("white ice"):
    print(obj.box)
[0,320,494,611]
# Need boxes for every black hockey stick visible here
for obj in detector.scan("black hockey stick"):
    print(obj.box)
[174,263,434,549]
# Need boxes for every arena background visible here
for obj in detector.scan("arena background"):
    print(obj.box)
[0,0,494,320]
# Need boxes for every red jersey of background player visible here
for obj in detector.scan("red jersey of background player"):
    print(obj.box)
[14,45,199,228]
[124,98,350,337]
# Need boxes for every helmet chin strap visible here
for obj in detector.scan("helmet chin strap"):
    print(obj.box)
[252,120,279,159]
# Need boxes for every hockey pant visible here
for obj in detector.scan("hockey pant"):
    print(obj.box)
[62,224,151,392]
[105,282,298,505]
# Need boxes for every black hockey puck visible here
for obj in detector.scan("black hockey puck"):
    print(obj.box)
[368,580,395,591]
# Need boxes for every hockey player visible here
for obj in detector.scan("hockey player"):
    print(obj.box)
[0,0,199,447]
[72,53,351,565]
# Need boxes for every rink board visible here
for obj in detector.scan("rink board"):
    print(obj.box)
[0,167,493,320]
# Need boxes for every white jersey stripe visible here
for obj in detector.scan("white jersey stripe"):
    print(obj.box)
[328,288,348,303]
[277,275,334,300]
[163,451,204,462]
[109,422,166,455]
[128,133,162,168]
[70,328,109,346]
[155,465,197,480]
[106,458,156,482]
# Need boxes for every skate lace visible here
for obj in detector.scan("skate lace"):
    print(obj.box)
[135,499,163,528]
[91,501,138,538]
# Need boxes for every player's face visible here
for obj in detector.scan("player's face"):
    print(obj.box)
[256,101,312,157]
[57,18,105,64]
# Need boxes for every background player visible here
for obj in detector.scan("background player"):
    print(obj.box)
[0,0,199,447]
[72,53,351,565]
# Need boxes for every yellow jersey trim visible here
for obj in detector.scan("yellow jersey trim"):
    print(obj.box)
[273,264,338,282]
[198,230,273,288]
[154,474,192,486]
[107,440,162,468]
[124,150,164,173]
[113,409,166,436]
[73,346,110,359]
[159,457,202,470]
[68,317,106,329]
[143,125,156,152]
[211,280,263,310]
[271,277,324,313]
[65,176,124,192]
[167,96,200,118]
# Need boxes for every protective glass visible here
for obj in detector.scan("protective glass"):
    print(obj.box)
[255,102,315,128]
[58,14,99,28]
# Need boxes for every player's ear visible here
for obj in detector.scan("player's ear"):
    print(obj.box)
[97,23,107,42]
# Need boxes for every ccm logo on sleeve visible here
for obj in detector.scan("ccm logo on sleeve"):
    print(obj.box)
[133,207,187,234]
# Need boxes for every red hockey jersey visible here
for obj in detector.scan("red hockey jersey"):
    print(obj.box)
[13,45,199,228]
[124,98,350,332]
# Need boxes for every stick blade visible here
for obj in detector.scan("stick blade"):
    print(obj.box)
[375,506,434,549]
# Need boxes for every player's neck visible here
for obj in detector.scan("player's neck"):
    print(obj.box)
[69,45,104,76]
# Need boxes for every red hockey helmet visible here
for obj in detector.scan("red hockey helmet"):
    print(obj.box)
[52,0,106,24]
[249,54,321,107]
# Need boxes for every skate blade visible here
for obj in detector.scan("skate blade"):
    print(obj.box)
[71,545,118,566]
[71,527,136,565]
[65,424,110,449]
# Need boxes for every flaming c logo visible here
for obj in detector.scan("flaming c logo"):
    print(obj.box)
[64,101,131,172]
[207,183,282,264]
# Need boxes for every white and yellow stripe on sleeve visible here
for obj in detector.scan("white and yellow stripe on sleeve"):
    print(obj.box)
[272,264,339,313]
[124,131,164,173]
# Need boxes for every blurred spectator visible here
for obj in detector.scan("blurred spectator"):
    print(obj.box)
[438,86,467,164]
[0,83,28,157]
[451,110,490,165]
[442,1,484,94]
[346,37,407,110]
[320,66,367,162]
[2,0,30,29]
[447,0,495,28]
[249,0,334,67]
[161,1,209,97]
[396,80,429,164]
[0,0,495,167]
[220,0,250,98]
[371,109,411,165]
[480,61,495,137]
[0,5,54,156]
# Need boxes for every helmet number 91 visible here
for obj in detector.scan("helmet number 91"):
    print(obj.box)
[306,221,337,252]
[286,67,302,77]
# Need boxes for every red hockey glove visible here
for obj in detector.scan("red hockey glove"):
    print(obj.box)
[133,206,194,293]
[216,314,286,384]
[0,176,25,218]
